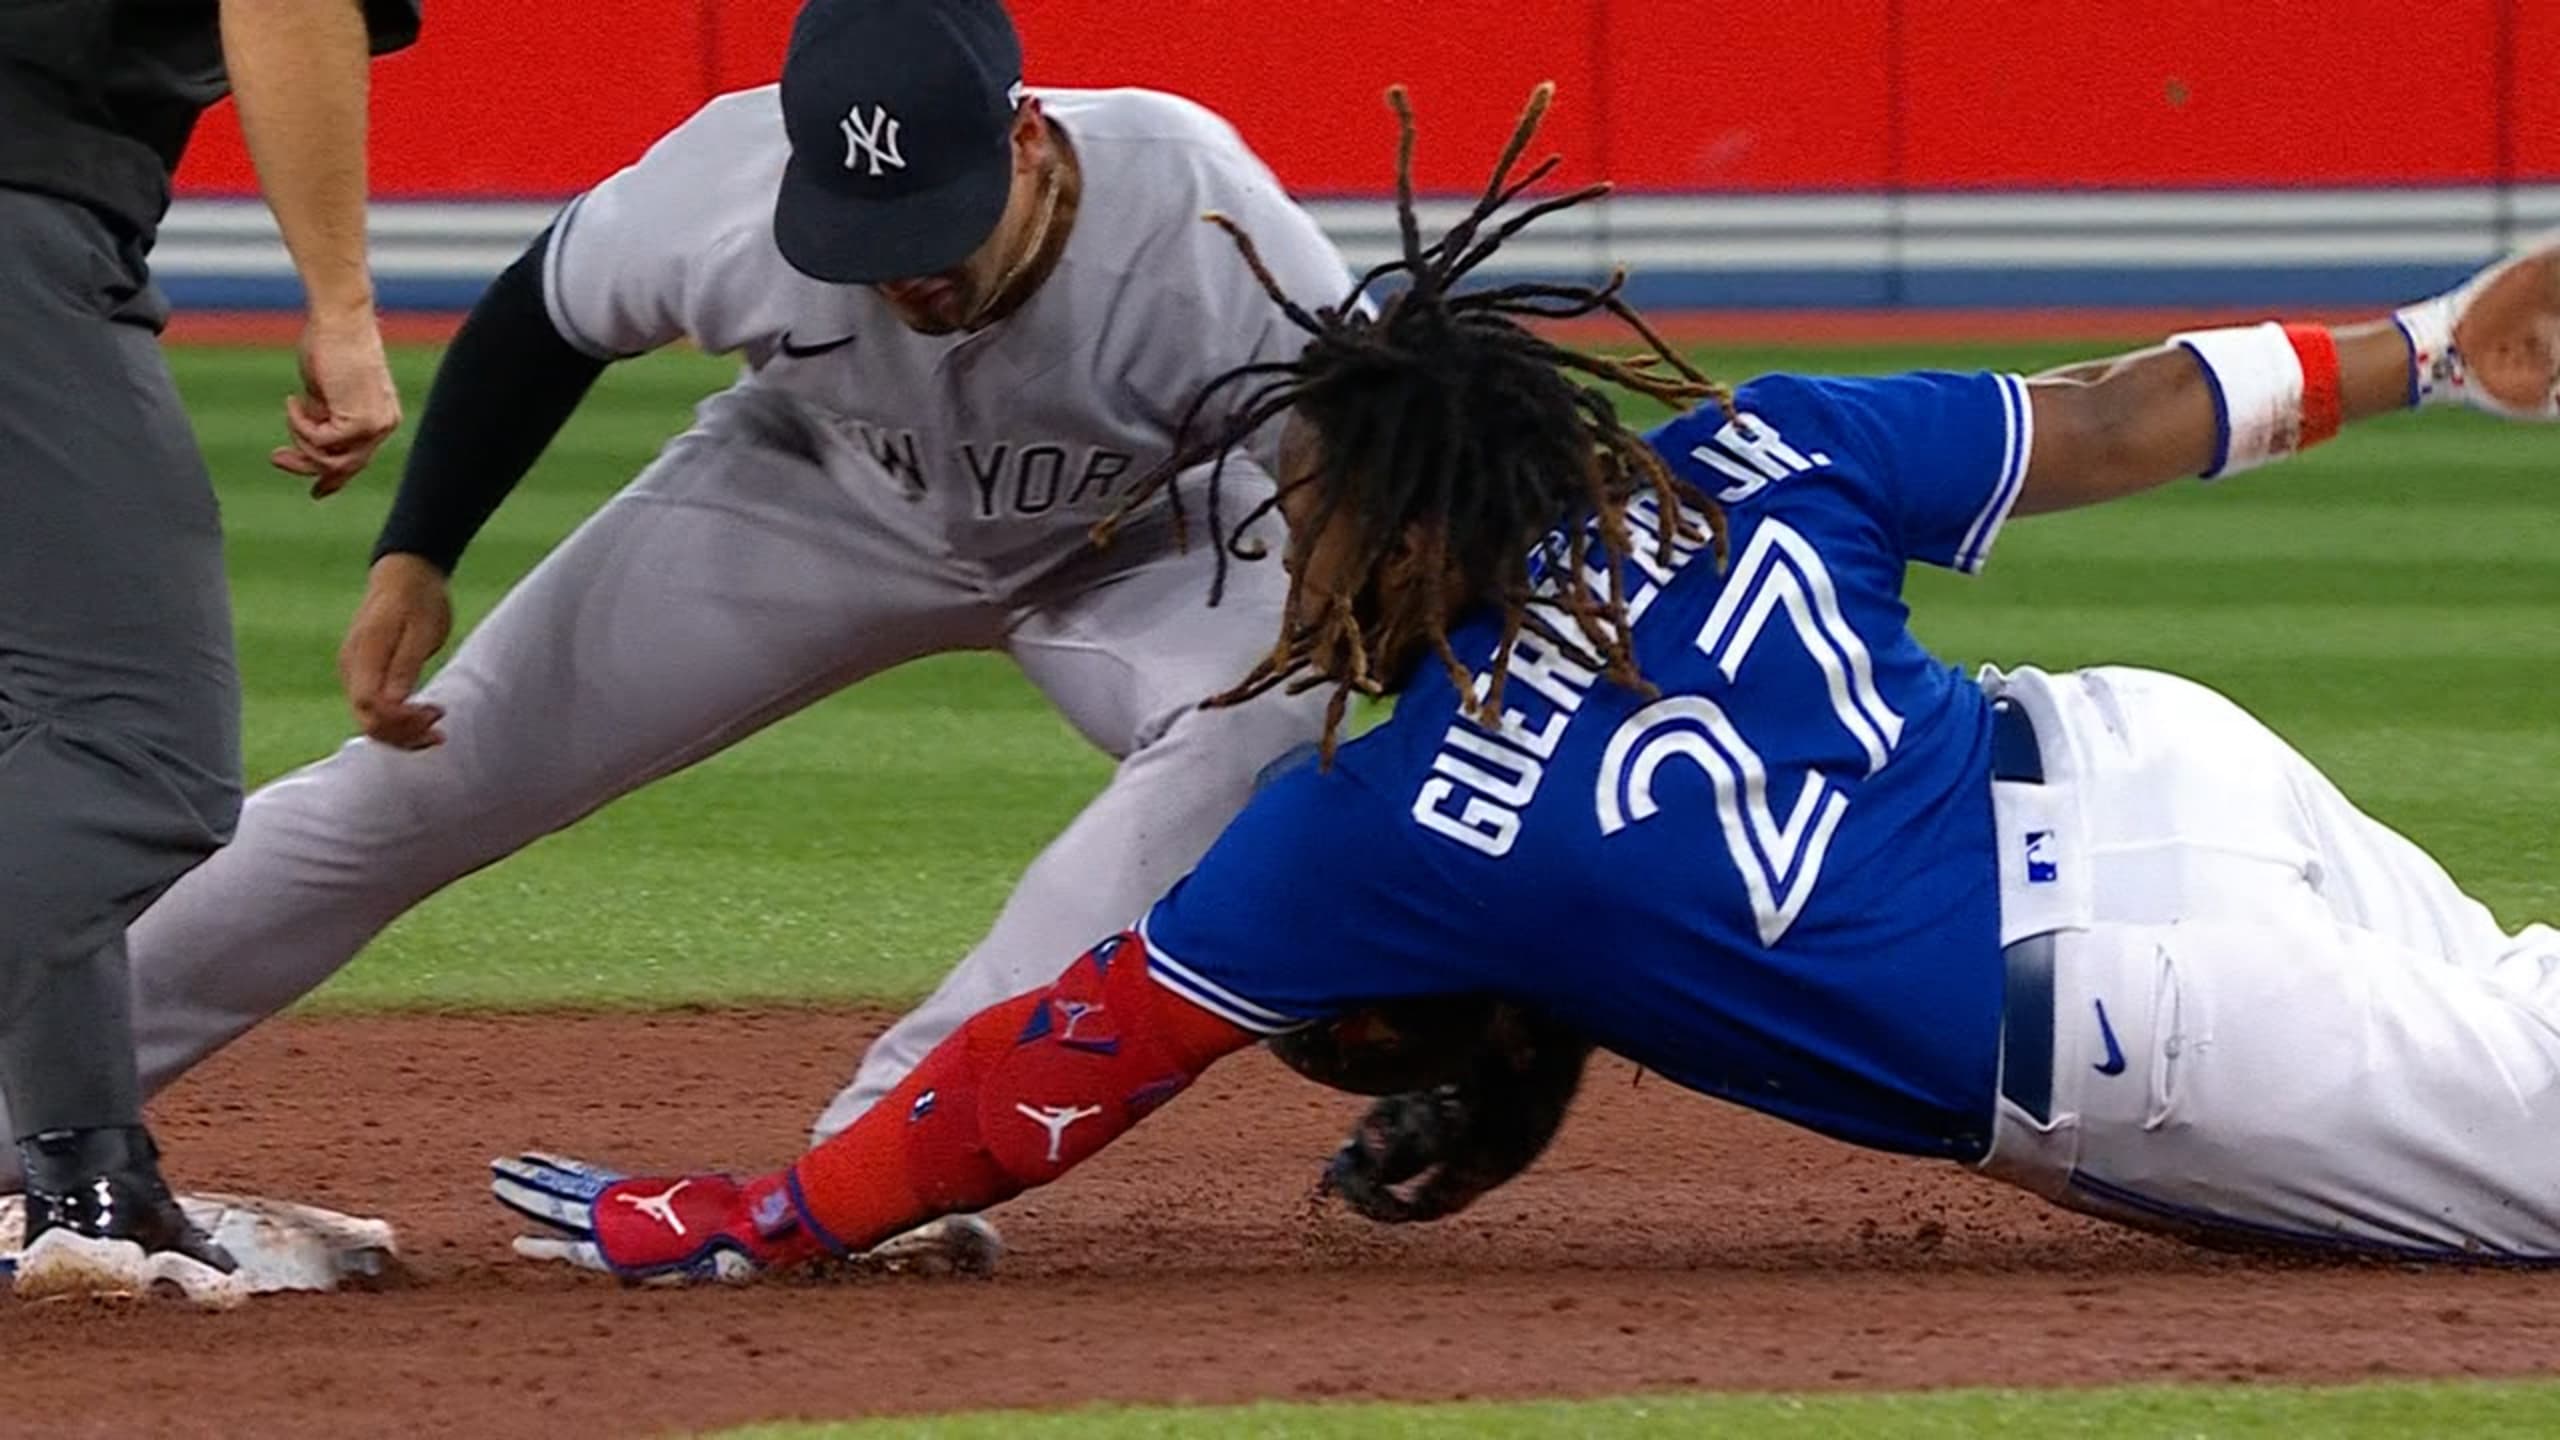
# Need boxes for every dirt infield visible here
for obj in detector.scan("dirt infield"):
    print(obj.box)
[8,1010,2554,1439]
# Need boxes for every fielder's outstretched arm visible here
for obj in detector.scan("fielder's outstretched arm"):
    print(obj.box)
[2015,236,2560,515]
[334,228,613,748]
[340,87,783,748]
[370,229,612,579]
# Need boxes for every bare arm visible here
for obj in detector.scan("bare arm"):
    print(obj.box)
[220,0,402,495]
[222,0,373,316]
[2016,236,2560,516]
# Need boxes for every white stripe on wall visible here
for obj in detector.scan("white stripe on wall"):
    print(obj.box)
[157,184,2554,287]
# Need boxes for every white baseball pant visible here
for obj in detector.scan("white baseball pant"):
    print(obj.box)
[1980,664,2560,1258]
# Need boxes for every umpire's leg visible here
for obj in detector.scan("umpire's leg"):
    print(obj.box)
[0,191,241,1145]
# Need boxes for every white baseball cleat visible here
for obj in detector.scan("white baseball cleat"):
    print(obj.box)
[854,1213,1004,1277]
[11,1228,250,1311]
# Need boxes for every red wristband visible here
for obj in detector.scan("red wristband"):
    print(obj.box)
[2282,323,2344,449]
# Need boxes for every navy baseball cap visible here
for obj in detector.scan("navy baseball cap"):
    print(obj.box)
[772,0,1027,285]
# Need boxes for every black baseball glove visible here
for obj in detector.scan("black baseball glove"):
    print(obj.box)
[1272,999,1593,1224]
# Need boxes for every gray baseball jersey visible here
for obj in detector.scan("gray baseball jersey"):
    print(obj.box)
[0,84,1355,1181]
[542,84,1344,570]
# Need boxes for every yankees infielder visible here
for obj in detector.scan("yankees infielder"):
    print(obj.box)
[494,92,2560,1282]
[4,0,1348,1261]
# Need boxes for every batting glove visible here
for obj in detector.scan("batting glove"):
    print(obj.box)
[490,1151,826,1285]
[2395,229,2560,421]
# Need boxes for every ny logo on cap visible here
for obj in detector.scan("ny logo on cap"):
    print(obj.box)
[840,105,907,177]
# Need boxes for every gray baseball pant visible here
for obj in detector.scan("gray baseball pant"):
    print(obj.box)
[0,189,241,1141]
[0,383,1316,1177]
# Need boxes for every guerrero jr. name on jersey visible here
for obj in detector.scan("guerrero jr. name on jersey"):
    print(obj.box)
[1413,406,1927,951]
[1411,490,1714,859]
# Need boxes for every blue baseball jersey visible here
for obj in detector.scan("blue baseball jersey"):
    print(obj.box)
[1142,370,2033,1162]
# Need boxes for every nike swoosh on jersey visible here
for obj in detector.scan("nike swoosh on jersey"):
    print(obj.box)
[2091,998,2127,1076]
[778,331,858,359]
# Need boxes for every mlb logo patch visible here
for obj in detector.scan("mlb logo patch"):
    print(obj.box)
[910,1088,938,1123]
[2025,831,2059,885]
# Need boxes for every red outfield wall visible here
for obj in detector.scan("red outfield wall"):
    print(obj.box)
[172,0,2548,199]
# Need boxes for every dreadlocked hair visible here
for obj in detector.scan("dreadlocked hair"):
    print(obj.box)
[1098,82,1733,761]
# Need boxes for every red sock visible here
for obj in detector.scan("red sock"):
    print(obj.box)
[784,932,1256,1253]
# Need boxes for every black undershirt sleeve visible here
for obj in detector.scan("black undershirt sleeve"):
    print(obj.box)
[370,226,612,574]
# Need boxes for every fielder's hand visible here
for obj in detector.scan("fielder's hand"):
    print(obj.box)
[272,304,402,497]
[2399,231,2560,420]
[338,553,451,749]
[491,1152,817,1285]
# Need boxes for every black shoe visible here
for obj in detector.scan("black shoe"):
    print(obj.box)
[17,1126,236,1274]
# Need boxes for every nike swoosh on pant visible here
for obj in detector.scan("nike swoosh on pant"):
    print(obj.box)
[2092,998,2128,1076]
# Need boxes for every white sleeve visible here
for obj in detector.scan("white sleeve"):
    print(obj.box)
[539,94,787,360]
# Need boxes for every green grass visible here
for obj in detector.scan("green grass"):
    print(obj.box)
[707,1380,2560,1439]
[179,341,2560,1431]
[176,340,2560,1009]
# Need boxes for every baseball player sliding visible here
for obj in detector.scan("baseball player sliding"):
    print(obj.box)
[0,0,1349,1271]
[497,88,2560,1281]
